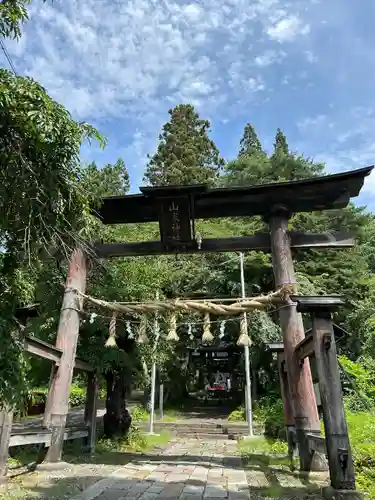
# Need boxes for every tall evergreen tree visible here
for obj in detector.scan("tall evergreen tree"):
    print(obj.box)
[144,104,224,186]
[81,158,130,200]
[238,123,263,156]
[270,128,324,181]
[273,128,289,155]
[224,125,325,186]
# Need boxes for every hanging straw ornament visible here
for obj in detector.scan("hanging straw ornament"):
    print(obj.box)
[188,322,194,340]
[237,313,251,347]
[89,312,97,324]
[126,320,134,340]
[166,312,179,342]
[137,315,149,344]
[219,320,226,339]
[202,312,214,344]
[105,311,118,347]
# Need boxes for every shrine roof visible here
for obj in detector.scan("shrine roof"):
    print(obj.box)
[95,166,373,224]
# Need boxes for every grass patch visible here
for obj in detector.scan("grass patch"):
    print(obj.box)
[64,427,171,464]
[247,398,375,499]
[8,427,171,469]
[130,405,180,423]
[228,406,245,422]
[160,409,180,422]
[238,435,290,467]
[346,410,375,499]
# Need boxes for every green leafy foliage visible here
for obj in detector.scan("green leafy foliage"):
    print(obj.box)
[130,405,149,421]
[144,104,224,186]
[224,125,324,186]
[339,355,375,411]
[228,406,246,421]
[0,67,103,407]
[80,158,130,203]
[0,69,105,253]
[253,397,285,439]
[0,0,32,39]
[68,385,87,408]
[26,384,87,413]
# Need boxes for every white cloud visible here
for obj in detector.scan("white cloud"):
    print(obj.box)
[297,107,375,196]
[297,114,332,129]
[182,4,204,22]
[254,49,286,67]
[3,0,329,182]
[267,15,310,42]
[8,0,313,122]
[305,50,318,63]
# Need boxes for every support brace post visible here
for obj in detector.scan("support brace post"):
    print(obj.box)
[312,310,359,498]
[0,409,13,483]
[277,353,298,461]
[84,372,98,454]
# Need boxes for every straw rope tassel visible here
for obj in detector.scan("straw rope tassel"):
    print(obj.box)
[166,313,179,342]
[202,312,214,344]
[105,311,118,347]
[137,315,149,344]
[237,313,251,347]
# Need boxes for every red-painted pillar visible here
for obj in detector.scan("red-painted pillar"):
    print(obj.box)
[268,209,323,471]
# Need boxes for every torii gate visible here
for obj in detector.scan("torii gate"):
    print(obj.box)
[6,166,371,498]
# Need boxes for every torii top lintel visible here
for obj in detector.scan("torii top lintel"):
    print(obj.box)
[95,166,373,225]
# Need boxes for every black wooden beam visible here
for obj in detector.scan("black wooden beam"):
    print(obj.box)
[72,358,94,373]
[291,296,346,314]
[94,231,354,258]
[265,342,285,353]
[95,166,373,224]
[24,335,94,372]
[295,335,314,360]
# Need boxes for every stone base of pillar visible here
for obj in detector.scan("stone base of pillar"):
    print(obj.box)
[322,486,364,500]
[296,429,328,472]
[43,414,67,463]
[38,461,72,471]
[0,476,8,487]
[286,425,298,462]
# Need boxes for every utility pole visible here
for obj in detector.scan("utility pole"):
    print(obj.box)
[239,252,253,437]
[148,291,160,435]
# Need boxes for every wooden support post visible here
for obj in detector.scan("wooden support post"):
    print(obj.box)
[268,209,324,471]
[277,353,298,461]
[312,310,359,498]
[43,248,87,463]
[84,373,98,454]
[0,409,13,482]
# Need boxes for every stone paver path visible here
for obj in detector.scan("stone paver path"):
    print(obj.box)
[71,438,325,500]
[72,438,248,500]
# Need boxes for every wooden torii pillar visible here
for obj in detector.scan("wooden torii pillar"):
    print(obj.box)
[267,207,325,471]
[43,248,87,463]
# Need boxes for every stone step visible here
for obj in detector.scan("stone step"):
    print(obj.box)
[137,422,263,437]
[137,421,262,429]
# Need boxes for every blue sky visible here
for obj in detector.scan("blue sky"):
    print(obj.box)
[2,0,375,209]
